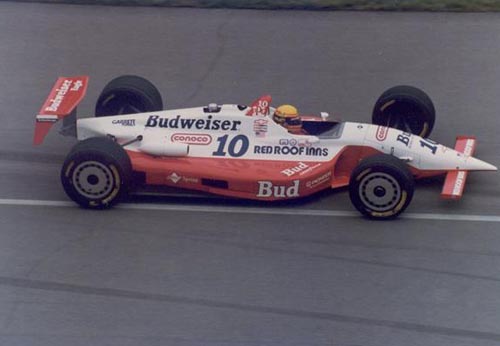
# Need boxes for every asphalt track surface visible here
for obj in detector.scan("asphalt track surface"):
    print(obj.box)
[1,2,500,346]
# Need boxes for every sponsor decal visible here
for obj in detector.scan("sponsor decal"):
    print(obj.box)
[247,98,270,116]
[182,176,199,184]
[253,119,268,137]
[376,126,389,141]
[299,163,321,176]
[306,171,332,189]
[44,79,74,112]
[167,172,199,184]
[254,145,328,157]
[463,139,475,156]
[167,172,181,184]
[397,132,412,147]
[146,115,241,131]
[278,138,312,147]
[112,119,136,126]
[171,133,212,145]
[71,80,84,91]
[257,180,299,198]
[452,171,466,195]
[281,162,309,177]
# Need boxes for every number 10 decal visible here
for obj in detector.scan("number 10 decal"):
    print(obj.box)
[213,135,249,157]
[419,138,438,155]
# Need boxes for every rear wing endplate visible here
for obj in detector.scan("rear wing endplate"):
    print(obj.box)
[33,76,89,145]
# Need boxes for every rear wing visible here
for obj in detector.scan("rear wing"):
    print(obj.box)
[441,136,476,199]
[33,76,89,145]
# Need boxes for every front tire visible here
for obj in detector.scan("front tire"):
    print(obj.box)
[61,137,132,209]
[349,154,414,219]
[372,85,435,138]
[95,75,163,117]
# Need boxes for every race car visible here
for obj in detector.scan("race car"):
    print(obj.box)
[33,75,497,219]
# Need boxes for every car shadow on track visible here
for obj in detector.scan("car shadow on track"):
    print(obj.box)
[127,183,341,209]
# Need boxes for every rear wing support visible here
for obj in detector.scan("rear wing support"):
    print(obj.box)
[33,76,89,145]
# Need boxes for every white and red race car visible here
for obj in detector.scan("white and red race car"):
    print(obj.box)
[34,75,497,219]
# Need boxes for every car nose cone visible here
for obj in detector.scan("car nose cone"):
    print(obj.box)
[462,157,497,171]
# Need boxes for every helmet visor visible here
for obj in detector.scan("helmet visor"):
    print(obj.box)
[285,117,302,127]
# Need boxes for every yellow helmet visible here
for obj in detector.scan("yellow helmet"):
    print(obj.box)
[275,105,298,118]
[274,105,302,132]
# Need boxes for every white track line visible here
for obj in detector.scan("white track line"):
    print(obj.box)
[0,198,499,222]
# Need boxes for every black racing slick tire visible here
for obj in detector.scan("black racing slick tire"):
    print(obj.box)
[372,85,435,138]
[61,137,132,209]
[349,154,414,220]
[95,75,163,117]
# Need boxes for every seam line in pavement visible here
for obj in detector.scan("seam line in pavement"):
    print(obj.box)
[1,276,500,342]
[0,198,499,222]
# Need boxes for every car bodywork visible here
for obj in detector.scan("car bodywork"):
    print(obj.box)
[34,76,497,206]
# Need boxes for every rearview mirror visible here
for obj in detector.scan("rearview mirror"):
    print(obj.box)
[307,136,320,144]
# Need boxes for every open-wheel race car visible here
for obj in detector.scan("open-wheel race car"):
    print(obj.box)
[34,75,497,219]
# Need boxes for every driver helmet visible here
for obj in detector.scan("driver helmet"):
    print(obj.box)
[273,105,302,133]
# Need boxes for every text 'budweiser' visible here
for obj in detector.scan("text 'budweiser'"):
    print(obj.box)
[146,115,242,131]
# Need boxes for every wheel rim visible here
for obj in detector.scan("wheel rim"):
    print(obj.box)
[359,172,401,212]
[72,161,115,199]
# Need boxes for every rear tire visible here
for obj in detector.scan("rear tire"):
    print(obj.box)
[372,85,435,138]
[61,137,132,209]
[95,75,163,117]
[349,154,414,219]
